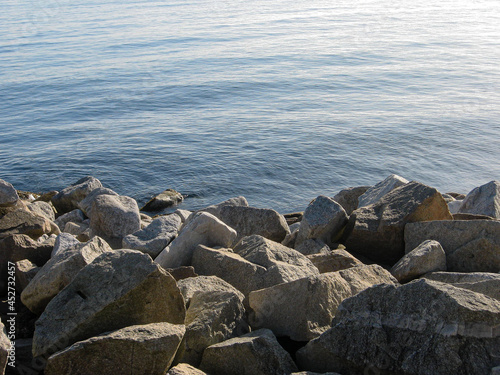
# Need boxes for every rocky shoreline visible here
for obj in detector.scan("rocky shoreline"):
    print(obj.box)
[0,175,499,375]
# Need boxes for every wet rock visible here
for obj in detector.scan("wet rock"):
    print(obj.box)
[307,248,363,273]
[249,264,397,341]
[45,323,185,375]
[358,174,409,207]
[296,279,500,375]
[15,259,40,293]
[32,250,186,359]
[27,201,56,221]
[458,180,500,219]
[51,176,102,214]
[390,240,446,283]
[423,272,500,300]
[54,209,85,232]
[200,329,298,375]
[0,209,59,240]
[155,212,237,269]
[141,189,184,212]
[78,187,118,217]
[0,178,19,207]
[333,185,371,215]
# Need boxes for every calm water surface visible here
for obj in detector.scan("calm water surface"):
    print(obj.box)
[1,0,499,212]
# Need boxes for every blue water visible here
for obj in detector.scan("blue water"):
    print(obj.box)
[1,0,499,213]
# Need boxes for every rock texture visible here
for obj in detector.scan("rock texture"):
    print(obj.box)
[32,250,186,359]
[54,209,85,232]
[333,186,371,215]
[0,178,19,207]
[141,189,184,211]
[357,174,409,208]
[15,259,40,293]
[458,180,500,219]
[307,249,363,273]
[27,201,56,221]
[423,272,500,301]
[167,364,208,375]
[296,279,500,375]
[51,176,102,214]
[0,209,58,240]
[78,187,118,217]
[0,321,11,374]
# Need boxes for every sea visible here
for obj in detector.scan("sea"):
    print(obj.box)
[1,0,499,213]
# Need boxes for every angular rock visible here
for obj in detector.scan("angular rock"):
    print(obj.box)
[296,280,500,375]
[51,232,81,257]
[54,209,85,232]
[0,321,11,373]
[458,180,500,219]
[32,250,186,359]
[175,276,248,366]
[200,329,298,375]
[283,212,303,226]
[15,259,40,293]
[295,238,331,256]
[166,266,198,281]
[141,189,184,212]
[21,236,112,314]
[390,240,446,283]
[333,186,371,215]
[35,190,58,203]
[307,249,363,273]
[343,181,452,265]
[89,194,141,244]
[44,323,185,375]
[249,265,397,341]
[0,178,19,207]
[0,199,27,218]
[64,221,89,236]
[167,364,208,375]
[217,205,290,243]
[358,174,409,207]
[78,187,118,217]
[27,201,56,221]
[201,196,249,217]
[155,212,237,269]
[448,199,463,214]
[296,196,348,248]
[0,209,58,240]
[122,214,182,258]
[423,272,500,300]
[51,176,102,214]
[174,209,192,224]
[405,220,500,272]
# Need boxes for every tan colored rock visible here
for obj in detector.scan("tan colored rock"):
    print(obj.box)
[78,187,118,217]
[0,209,58,240]
[15,259,40,293]
[0,179,19,207]
[63,221,89,236]
[295,238,331,255]
[0,320,11,373]
[27,201,56,221]
[141,189,184,211]
[357,174,409,207]
[51,176,102,214]
[54,209,85,231]
[167,364,208,375]
[307,249,363,273]
[333,185,371,215]
[423,272,500,300]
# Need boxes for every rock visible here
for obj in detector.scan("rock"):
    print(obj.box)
[21,236,112,314]
[296,196,348,248]
[54,209,85,231]
[0,179,19,208]
[448,199,463,214]
[404,220,500,272]
[64,221,89,236]
[343,181,452,265]
[27,201,56,221]
[122,214,182,258]
[167,364,208,375]
[199,329,298,375]
[0,199,27,218]
[155,212,237,269]
[51,176,103,214]
[0,320,11,373]
[357,174,409,207]
[295,238,331,256]
[283,212,303,226]
[333,185,371,215]
[452,213,495,220]
[422,272,500,300]
[35,190,59,203]
[174,209,192,224]
[217,206,290,243]
[174,276,248,366]
[15,259,40,293]
[296,279,500,375]
[89,194,141,245]
[282,226,298,248]
[0,209,59,240]
[390,240,446,283]
[141,189,184,211]
[201,196,249,218]
[51,232,81,257]
[165,266,198,281]
[32,250,186,359]
[78,187,118,217]
[44,322,185,375]
[307,249,363,273]
[249,264,397,341]
[458,180,500,219]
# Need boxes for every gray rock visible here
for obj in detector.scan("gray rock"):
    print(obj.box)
[307,249,363,273]
[78,187,118,217]
[333,186,371,215]
[64,221,89,237]
[448,199,463,214]
[54,209,85,232]
[358,174,409,208]
[0,209,59,240]
[0,178,19,207]
[32,250,186,359]
[404,220,500,272]
[0,321,11,373]
[249,264,397,341]
[51,232,81,257]
[295,238,331,256]
[155,212,237,269]
[21,236,113,314]
[218,205,290,244]
[51,176,103,214]
[200,329,298,375]
[174,209,192,224]
[296,279,500,375]
[201,196,249,218]
[122,214,182,258]
[296,196,348,248]
[458,180,500,219]
[15,259,40,293]
[390,240,446,283]
[89,194,141,244]
[422,272,500,300]
[45,323,185,375]
[28,201,56,221]
[343,181,452,265]
[175,276,248,366]
[141,189,184,211]
[167,364,208,375]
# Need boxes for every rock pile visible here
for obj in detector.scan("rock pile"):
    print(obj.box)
[0,175,499,375]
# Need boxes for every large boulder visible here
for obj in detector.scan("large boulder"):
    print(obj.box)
[423,272,500,301]
[357,174,409,208]
[198,196,249,219]
[296,279,500,375]
[141,189,184,212]
[27,201,56,222]
[51,176,102,214]
[404,220,500,272]
[333,186,371,215]
[21,236,112,314]
[0,179,19,207]
[54,209,85,232]
[295,196,348,248]
[51,232,81,257]
[199,329,298,375]
[307,249,363,273]
[155,212,237,269]
[32,250,186,359]
[343,181,452,264]
[249,265,397,341]
[0,209,59,240]
[78,187,118,217]
[390,240,446,283]
[174,276,248,366]
[458,180,500,219]
[89,194,141,245]
[122,214,182,258]
[44,323,185,375]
